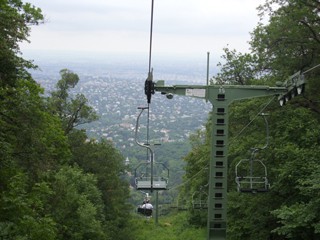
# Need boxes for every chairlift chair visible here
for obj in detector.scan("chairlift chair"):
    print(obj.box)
[192,186,208,209]
[235,158,270,193]
[134,107,169,191]
[137,207,153,217]
[235,113,271,193]
[137,192,153,217]
[134,162,169,191]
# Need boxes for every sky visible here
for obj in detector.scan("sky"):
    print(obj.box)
[20,0,264,61]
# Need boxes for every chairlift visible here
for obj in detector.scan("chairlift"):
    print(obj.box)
[134,107,169,192]
[137,207,153,217]
[134,162,169,190]
[192,185,208,209]
[137,192,153,217]
[168,197,188,211]
[235,113,270,193]
[235,156,270,193]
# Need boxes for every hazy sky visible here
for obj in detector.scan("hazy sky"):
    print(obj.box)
[21,0,264,59]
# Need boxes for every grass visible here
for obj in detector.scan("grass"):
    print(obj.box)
[131,212,206,240]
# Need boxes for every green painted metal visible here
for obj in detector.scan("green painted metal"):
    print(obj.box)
[155,191,159,225]
[154,82,290,240]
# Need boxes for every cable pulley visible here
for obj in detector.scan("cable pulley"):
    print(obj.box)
[145,71,155,104]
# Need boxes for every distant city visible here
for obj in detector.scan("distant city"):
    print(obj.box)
[27,52,214,154]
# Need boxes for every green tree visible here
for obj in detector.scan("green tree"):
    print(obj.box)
[0,1,71,239]
[49,166,108,240]
[0,0,43,86]
[67,130,132,240]
[0,171,58,239]
[241,2,320,237]
[0,79,71,178]
[0,75,71,240]
[214,48,259,85]
[49,69,98,134]
[0,1,133,239]
[251,0,320,115]
[251,0,320,78]
[179,121,211,227]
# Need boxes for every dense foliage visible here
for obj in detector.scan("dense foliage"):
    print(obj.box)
[0,1,132,239]
[181,0,320,239]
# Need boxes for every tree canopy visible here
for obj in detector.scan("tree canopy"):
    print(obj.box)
[48,69,99,134]
[0,1,132,239]
[0,0,43,86]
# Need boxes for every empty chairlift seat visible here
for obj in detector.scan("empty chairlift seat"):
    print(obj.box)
[135,177,168,190]
[235,159,270,193]
[134,162,169,191]
[192,186,208,209]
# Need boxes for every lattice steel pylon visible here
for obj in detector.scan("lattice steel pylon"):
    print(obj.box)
[154,72,305,240]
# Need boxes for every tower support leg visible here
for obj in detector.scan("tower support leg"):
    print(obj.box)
[207,94,228,240]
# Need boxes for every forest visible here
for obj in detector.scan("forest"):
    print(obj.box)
[0,0,320,239]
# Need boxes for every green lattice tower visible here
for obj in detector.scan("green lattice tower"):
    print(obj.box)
[154,75,304,240]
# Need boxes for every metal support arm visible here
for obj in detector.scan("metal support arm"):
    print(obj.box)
[155,81,288,105]
[135,107,154,192]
